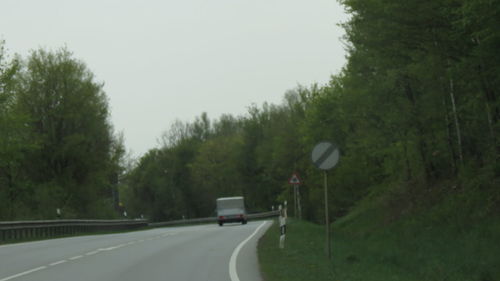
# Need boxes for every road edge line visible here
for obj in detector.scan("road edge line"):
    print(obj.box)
[229,221,268,281]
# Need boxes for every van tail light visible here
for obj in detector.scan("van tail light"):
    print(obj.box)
[219,216,225,220]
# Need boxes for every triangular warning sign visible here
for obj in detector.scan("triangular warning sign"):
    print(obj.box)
[288,173,301,184]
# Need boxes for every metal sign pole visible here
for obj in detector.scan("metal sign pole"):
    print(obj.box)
[311,141,339,259]
[288,174,302,219]
[296,184,302,219]
[324,171,331,259]
[293,184,297,218]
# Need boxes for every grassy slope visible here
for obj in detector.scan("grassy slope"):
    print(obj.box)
[258,180,500,281]
[259,219,336,281]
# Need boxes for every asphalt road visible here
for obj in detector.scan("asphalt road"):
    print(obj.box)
[0,220,272,281]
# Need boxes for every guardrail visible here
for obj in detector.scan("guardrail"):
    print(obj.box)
[0,211,280,243]
[150,210,280,228]
[247,210,280,220]
[0,219,148,243]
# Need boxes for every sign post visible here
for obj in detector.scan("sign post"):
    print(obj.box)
[323,170,329,257]
[311,142,340,259]
[288,173,302,219]
[297,184,302,219]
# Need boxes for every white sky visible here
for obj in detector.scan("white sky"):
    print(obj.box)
[1,0,348,158]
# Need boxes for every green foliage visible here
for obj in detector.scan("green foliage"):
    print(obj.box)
[258,220,335,281]
[123,0,499,241]
[190,135,245,214]
[0,44,124,220]
[259,207,500,281]
[0,41,35,219]
[0,0,495,277]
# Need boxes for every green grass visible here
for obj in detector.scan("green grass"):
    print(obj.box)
[259,219,336,281]
[258,183,500,281]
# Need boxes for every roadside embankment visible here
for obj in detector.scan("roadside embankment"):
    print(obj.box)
[258,182,500,281]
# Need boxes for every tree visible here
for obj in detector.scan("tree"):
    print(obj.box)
[190,135,245,215]
[0,41,38,219]
[15,48,117,218]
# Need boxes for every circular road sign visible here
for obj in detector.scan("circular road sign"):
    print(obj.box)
[311,142,339,170]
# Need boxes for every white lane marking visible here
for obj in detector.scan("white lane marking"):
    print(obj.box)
[0,234,174,280]
[49,260,67,266]
[85,250,99,256]
[69,255,83,260]
[160,232,178,237]
[99,245,119,251]
[0,231,132,249]
[229,221,268,281]
[0,266,46,281]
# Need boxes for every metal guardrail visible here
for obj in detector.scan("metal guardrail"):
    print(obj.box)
[149,210,280,227]
[0,219,148,243]
[247,210,280,220]
[0,211,279,243]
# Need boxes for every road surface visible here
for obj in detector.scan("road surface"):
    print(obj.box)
[0,220,272,281]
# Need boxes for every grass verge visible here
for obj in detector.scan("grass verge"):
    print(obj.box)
[258,219,335,281]
[258,186,500,281]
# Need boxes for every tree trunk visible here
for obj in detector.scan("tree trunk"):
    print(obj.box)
[403,137,412,181]
[443,96,457,175]
[477,64,499,160]
[448,73,464,167]
[402,77,431,182]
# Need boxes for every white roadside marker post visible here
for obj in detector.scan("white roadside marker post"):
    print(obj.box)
[279,201,287,249]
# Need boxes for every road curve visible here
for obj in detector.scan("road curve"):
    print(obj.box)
[0,220,272,281]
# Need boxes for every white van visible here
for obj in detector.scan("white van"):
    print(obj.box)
[216,197,247,226]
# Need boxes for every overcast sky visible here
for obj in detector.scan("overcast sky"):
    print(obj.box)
[1,0,348,158]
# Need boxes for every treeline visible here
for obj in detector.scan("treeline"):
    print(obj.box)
[0,43,125,220]
[2,0,497,222]
[123,0,499,222]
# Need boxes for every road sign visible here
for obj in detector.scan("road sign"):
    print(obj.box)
[288,173,301,185]
[311,142,339,170]
[289,173,302,219]
[311,141,340,259]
